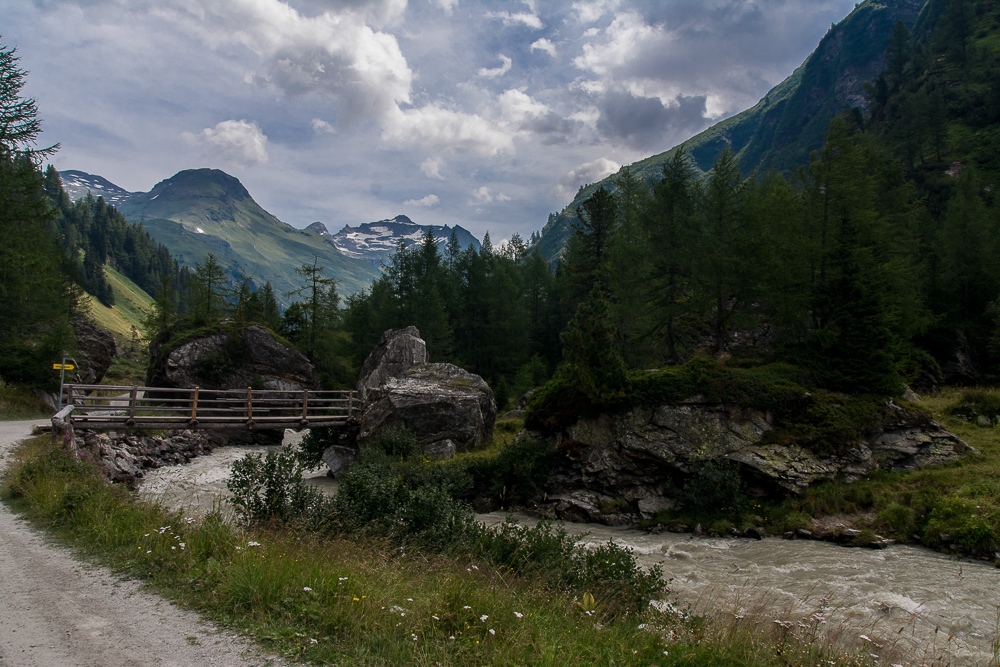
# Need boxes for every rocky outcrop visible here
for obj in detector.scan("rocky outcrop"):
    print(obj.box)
[540,399,976,519]
[76,430,216,487]
[72,319,116,385]
[356,326,426,402]
[359,362,496,453]
[148,324,317,392]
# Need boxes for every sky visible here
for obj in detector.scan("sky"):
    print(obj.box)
[6,0,860,243]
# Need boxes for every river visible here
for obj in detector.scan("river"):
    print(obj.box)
[138,433,1000,665]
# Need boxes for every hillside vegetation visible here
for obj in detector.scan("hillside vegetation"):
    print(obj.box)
[120,169,381,301]
[535,0,925,265]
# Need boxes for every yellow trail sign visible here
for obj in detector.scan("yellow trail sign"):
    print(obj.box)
[53,363,75,370]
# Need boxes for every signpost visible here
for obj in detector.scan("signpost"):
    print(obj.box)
[54,358,76,408]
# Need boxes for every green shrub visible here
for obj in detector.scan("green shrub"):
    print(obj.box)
[226,446,333,528]
[949,389,1000,421]
[922,497,1000,554]
[875,503,915,536]
[365,424,418,459]
[465,517,664,619]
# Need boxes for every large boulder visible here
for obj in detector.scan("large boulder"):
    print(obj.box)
[356,326,427,402]
[359,362,496,453]
[148,324,317,392]
[72,319,116,385]
[543,398,976,517]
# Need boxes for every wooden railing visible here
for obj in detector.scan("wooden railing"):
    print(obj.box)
[64,384,357,431]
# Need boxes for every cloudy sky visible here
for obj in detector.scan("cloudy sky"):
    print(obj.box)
[7,0,859,242]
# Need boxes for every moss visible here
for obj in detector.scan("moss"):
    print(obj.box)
[526,357,895,456]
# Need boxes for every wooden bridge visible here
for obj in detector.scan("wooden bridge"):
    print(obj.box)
[60,384,358,432]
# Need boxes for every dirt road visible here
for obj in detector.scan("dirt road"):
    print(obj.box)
[0,420,286,667]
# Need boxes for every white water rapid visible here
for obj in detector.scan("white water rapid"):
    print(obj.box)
[138,434,1000,665]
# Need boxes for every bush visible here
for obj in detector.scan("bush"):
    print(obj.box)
[365,425,418,459]
[875,503,915,536]
[949,389,1000,421]
[465,517,664,619]
[227,446,334,528]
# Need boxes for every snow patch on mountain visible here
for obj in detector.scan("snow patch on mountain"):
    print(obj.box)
[308,215,481,267]
[59,170,138,207]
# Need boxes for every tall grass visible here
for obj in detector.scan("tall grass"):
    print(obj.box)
[0,382,53,420]
[0,435,899,666]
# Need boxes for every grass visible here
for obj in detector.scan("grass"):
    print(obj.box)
[87,265,154,352]
[0,434,901,667]
[0,382,53,420]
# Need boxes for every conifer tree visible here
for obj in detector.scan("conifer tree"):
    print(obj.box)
[560,283,627,401]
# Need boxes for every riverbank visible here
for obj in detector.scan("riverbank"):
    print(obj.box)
[3,431,918,667]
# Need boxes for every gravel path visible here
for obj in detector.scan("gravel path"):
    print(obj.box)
[0,420,287,667]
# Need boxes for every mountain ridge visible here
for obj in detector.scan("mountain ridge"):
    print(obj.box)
[534,0,927,265]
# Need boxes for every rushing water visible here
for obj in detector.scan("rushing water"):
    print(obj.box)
[139,435,1000,665]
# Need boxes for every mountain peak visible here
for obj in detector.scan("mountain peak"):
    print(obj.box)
[306,221,330,236]
[150,168,253,202]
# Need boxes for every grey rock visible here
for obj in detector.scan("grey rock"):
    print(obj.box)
[901,385,920,403]
[322,445,358,477]
[356,326,427,402]
[545,399,976,504]
[148,325,317,393]
[359,362,496,452]
[423,439,457,460]
[499,409,526,421]
[72,319,115,385]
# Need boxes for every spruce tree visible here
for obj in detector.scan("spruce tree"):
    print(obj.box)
[560,284,628,401]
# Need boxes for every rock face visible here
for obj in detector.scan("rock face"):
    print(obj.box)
[356,326,426,402]
[148,324,317,392]
[359,362,496,453]
[75,430,216,487]
[72,319,116,385]
[542,399,976,519]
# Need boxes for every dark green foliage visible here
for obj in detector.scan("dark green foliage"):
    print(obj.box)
[227,446,334,528]
[948,388,1000,421]
[528,357,892,456]
[0,40,78,389]
[464,518,665,619]
[560,284,628,401]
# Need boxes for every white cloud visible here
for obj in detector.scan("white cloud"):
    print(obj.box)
[550,157,619,200]
[473,186,493,203]
[498,89,549,123]
[575,13,658,76]
[478,54,512,79]
[382,105,514,157]
[495,193,512,202]
[573,0,621,24]
[182,119,269,167]
[485,11,544,30]
[420,157,445,180]
[435,0,460,14]
[530,38,557,57]
[404,194,440,207]
[159,0,413,127]
[311,118,335,134]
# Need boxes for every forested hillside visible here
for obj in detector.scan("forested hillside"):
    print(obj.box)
[42,166,184,308]
[535,0,925,265]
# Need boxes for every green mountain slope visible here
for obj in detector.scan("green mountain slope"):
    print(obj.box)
[118,169,380,302]
[536,0,926,265]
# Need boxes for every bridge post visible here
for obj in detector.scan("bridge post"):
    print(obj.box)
[246,386,253,429]
[190,386,199,427]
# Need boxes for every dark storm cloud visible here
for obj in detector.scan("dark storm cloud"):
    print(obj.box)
[596,91,708,150]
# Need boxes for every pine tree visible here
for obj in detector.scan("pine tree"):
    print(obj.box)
[647,146,698,363]
[186,253,229,323]
[560,284,628,401]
